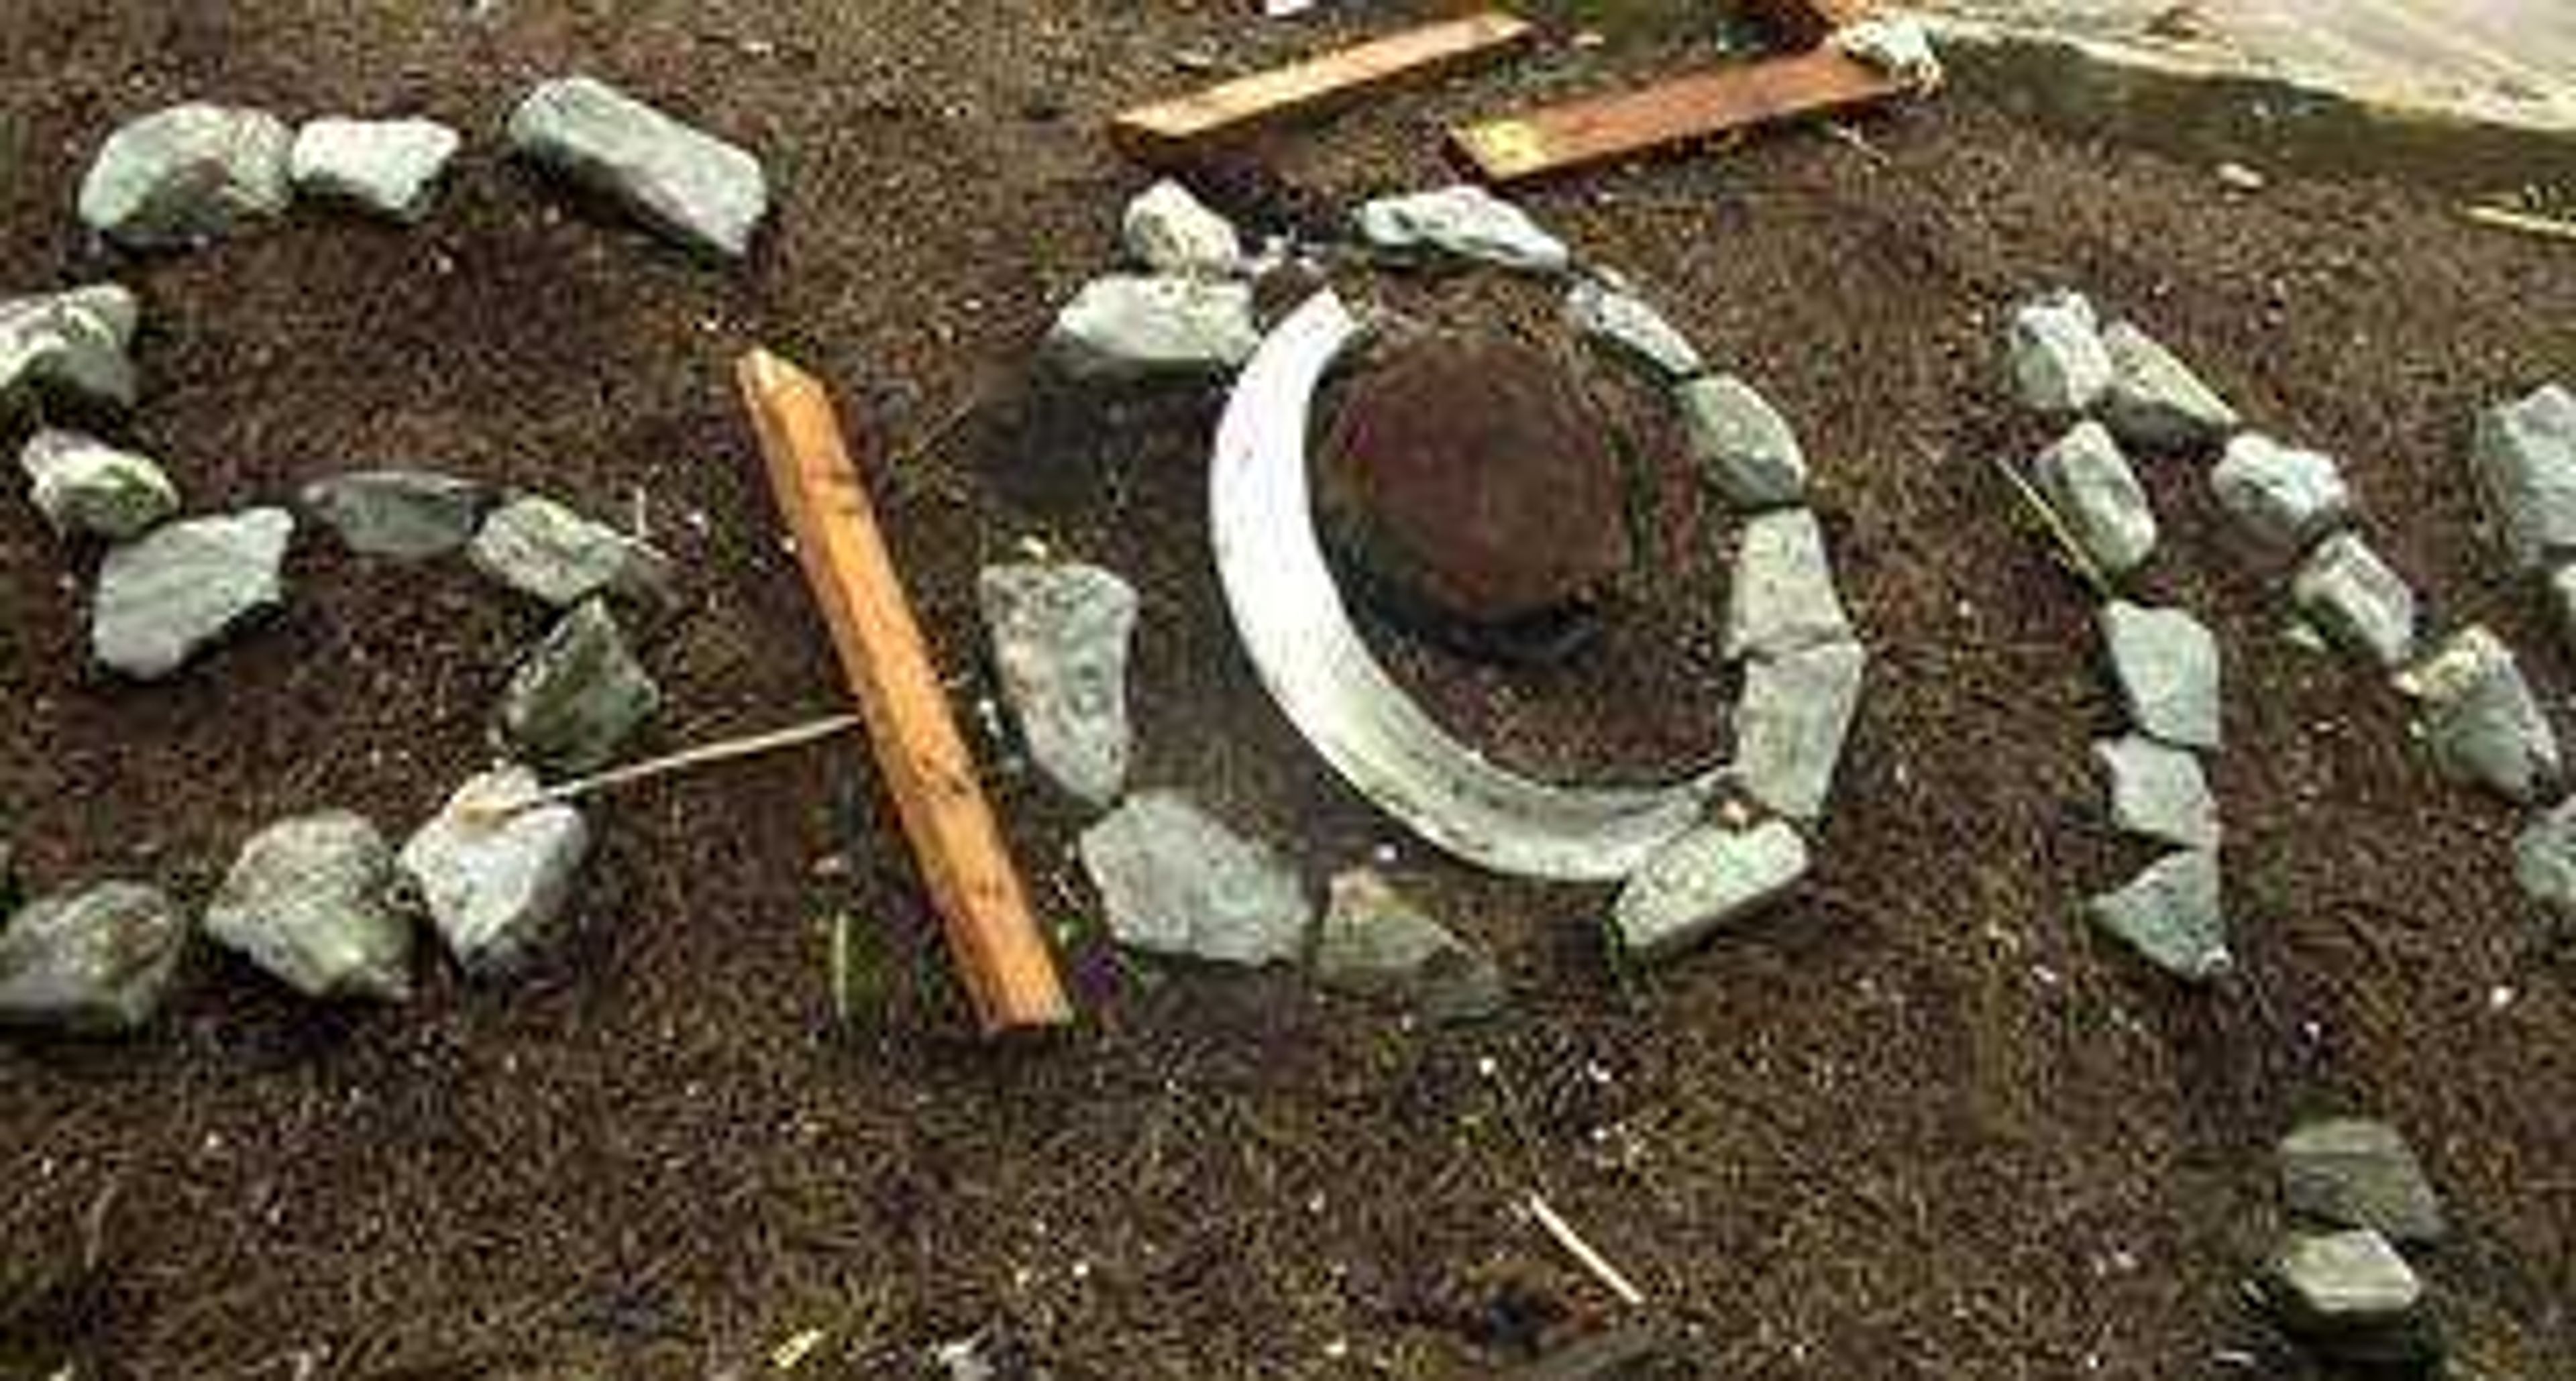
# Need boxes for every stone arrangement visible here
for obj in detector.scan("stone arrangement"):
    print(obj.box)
[1,78,773,1036]
[2261,1117,2449,1367]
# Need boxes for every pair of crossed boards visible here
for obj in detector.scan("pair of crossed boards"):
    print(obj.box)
[1109,1,1907,183]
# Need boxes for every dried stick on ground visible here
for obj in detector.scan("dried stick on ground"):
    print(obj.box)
[471,714,865,820]
[2463,203,2576,246]
[737,348,1073,1036]
[1526,1193,1649,1308]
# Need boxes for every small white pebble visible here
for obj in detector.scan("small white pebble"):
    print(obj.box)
[2489,984,2517,1011]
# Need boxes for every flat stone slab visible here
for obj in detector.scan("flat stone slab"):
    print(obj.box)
[2279,1117,2447,1245]
[1312,868,1505,1022]
[2006,288,2111,414]
[468,494,672,608]
[78,103,293,248]
[2212,433,2353,550]
[496,599,661,775]
[2099,319,2239,450]
[2265,1229,2424,1339]
[93,508,294,679]
[1353,185,1570,274]
[2395,624,2561,803]
[506,76,769,259]
[979,561,1138,807]
[1613,818,1811,962]
[1723,508,1854,661]
[0,283,140,414]
[2100,600,2222,751]
[1565,276,1705,381]
[19,428,178,541]
[1735,640,1867,821]
[301,469,488,559]
[206,811,412,1001]
[2291,533,2418,671]
[2086,850,2230,981]
[399,765,592,977]
[0,881,190,1035]
[2094,733,2221,849]
[1079,791,1311,966]
[2035,419,2158,577]
[2471,382,2576,573]
[290,117,462,223]
[1678,374,1809,511]
[1044,274,1259,382]
[1121,178,1242,276]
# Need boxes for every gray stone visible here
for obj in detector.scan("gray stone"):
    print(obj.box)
[1735,640,1866,821]
[1565,277,1704,381]
[2265,1229,2424,1338]
[1678,374,1808,510]
[2084,850,2230,982]
[205,812,412,1001]
[2100,600,2222,751]
[301,469,488,559]
[2094,734,2221,850]
[398,765,592,976]
[0,284,139,413]
[2005,289,2111,414]
[2470,382,2576,573]
[468,494,673,608]
[1311,869,1505,1022]
[2211,433,2353,550]
[1613,819,1810,962]
[1723,509,1853,661]
[92,508,294,679]
[2394,625,2561,803]
[289,117,462,223]
[1352,185,1571,274]
[2279,1118,2447,1246]
[76,103,294,249]
[19,429,178,540]
[1078,791,1310,966]
[505,76,769,259]
[1120,179,1242,276]
[2290,533,2417,671]
[1042,274,1258,381]
[2514,798,2576,927]
[2098,319,2239,450]
[497,599,660,775]
[978,561,1137,807]
[0,881,189,1034]
[2033,420,2158,577]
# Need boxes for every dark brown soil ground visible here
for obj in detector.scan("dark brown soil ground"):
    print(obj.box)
[4,3,2574,1378]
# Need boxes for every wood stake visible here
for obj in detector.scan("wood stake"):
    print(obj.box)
[737,349,1073,1035]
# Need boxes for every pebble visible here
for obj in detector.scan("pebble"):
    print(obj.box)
[1677,374,1809,510]
[2084,850,2230,982]
[978,561,1138,807]
[2216,161,2268,192]
[92,507,294,679]
[1564,276,1705,380]
[468,494,674,608]
[2098,319,2239,450]
[2279,1117,2447,1245]
[18,428,178,540]
[205,811,413,1001]
[398,765,592,976]
[2100,600,2222,751]
[1612,818,1811,962]
[496,598,661,775]
[1723,508,1854,661]
[1042,274,1259,381]
[2394,624,2561,804]
[1311,868,1505,1021]
[301,469,489,559]
[1352,185,1571,274]
[2093,734,2221,850]
[289,117,462,223]
[505,76,770,259]
[1120,178,1242,276]
[1079,791,1311,966]
[77,103,294,248]
[2512,797,2576,928]
[2211,433,2353,550]
[2034,420,2159,577]
[2264,1229,2434,1360]
[0,283,140,413]
[2005,289,2112,414]
[2469,382,2576,573]
[0,881,190,1034]
[2290,533,2417,671]
[1735,639,1867,821]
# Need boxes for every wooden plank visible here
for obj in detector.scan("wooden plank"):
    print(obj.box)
[1450,48,1904,183]
[1112,11,1537,165]
[737,349,1073,1037]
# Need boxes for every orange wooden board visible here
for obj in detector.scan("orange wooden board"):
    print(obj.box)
[1111,11,1536,165]
[1450,48,1905,183]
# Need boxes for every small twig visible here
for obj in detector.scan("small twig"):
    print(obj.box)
[2463,203,2576,246]
[1991,455,2111,600]
[1525,1193,1647,1308]
[467,712,863,822]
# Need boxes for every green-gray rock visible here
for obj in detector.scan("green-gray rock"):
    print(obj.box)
[2513,797,2576,929]
[19,428,178,540]
[1735,639,1866,821]
[92,508,294,679]
[2263,1229,2439,1366]
[1678,374,1809,511]
[2279,1117,2446,1245]
[206,812,413,1001]
[2100,600,2222,751]
[399,765,592,977]
[1613,818,1810,961]
[2098,319,2239,450]
[1723,509,1852,661]
[1311,869,1505,1022]
[0,881,190,1034]
[77,103,293,249]
[2469,382,2576,573]
[498,599,661,774]
[505,76,771,260]
[301,469,488,559]
[2395,625,2561,804]
[0,283,138,413]
[2085,850,2229,982]
[469,494,674,608]
[2093,734,2220,850]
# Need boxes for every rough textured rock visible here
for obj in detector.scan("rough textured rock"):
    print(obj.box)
[0,881,189,1034]
[1678,374,1808,510]
[92,508,294,679]
[1311,869,1505,1021]
[1735,640,1866,821]
[2265,1230,2429,1351]
[2085,850,2230,982]
[2211,433,2353,550]
[468,494,673,608]
[77,104,293,248]
[505,76,769,259]
[1043,274,1258,381]
[19,428,178,540]
[498,599,661,775]
[2395,625,2561,803]
[2100,600,2222,751]
[1120,178,1241,276]
[205,812,412,1001]
[1565,276,1705,380]
[289,117,462,223]
[2094,734,2221,850]
[2098,319,2239,449]
[1723,509,1854,661]
[979,562,1138,807]
[2033,421,2158,577]
[1078,792,1311,966]
[2006,289,2110,414]
[399,765,592,977]
[1352,185,1570,274]
[2512,798,2576,928]
[2279,1118,2447,1246]
[2284,533,2414,671]
[1614,819,1810,961]
[301,469,488,559]
[0,283,140,413]
[2470,382,2576,573]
